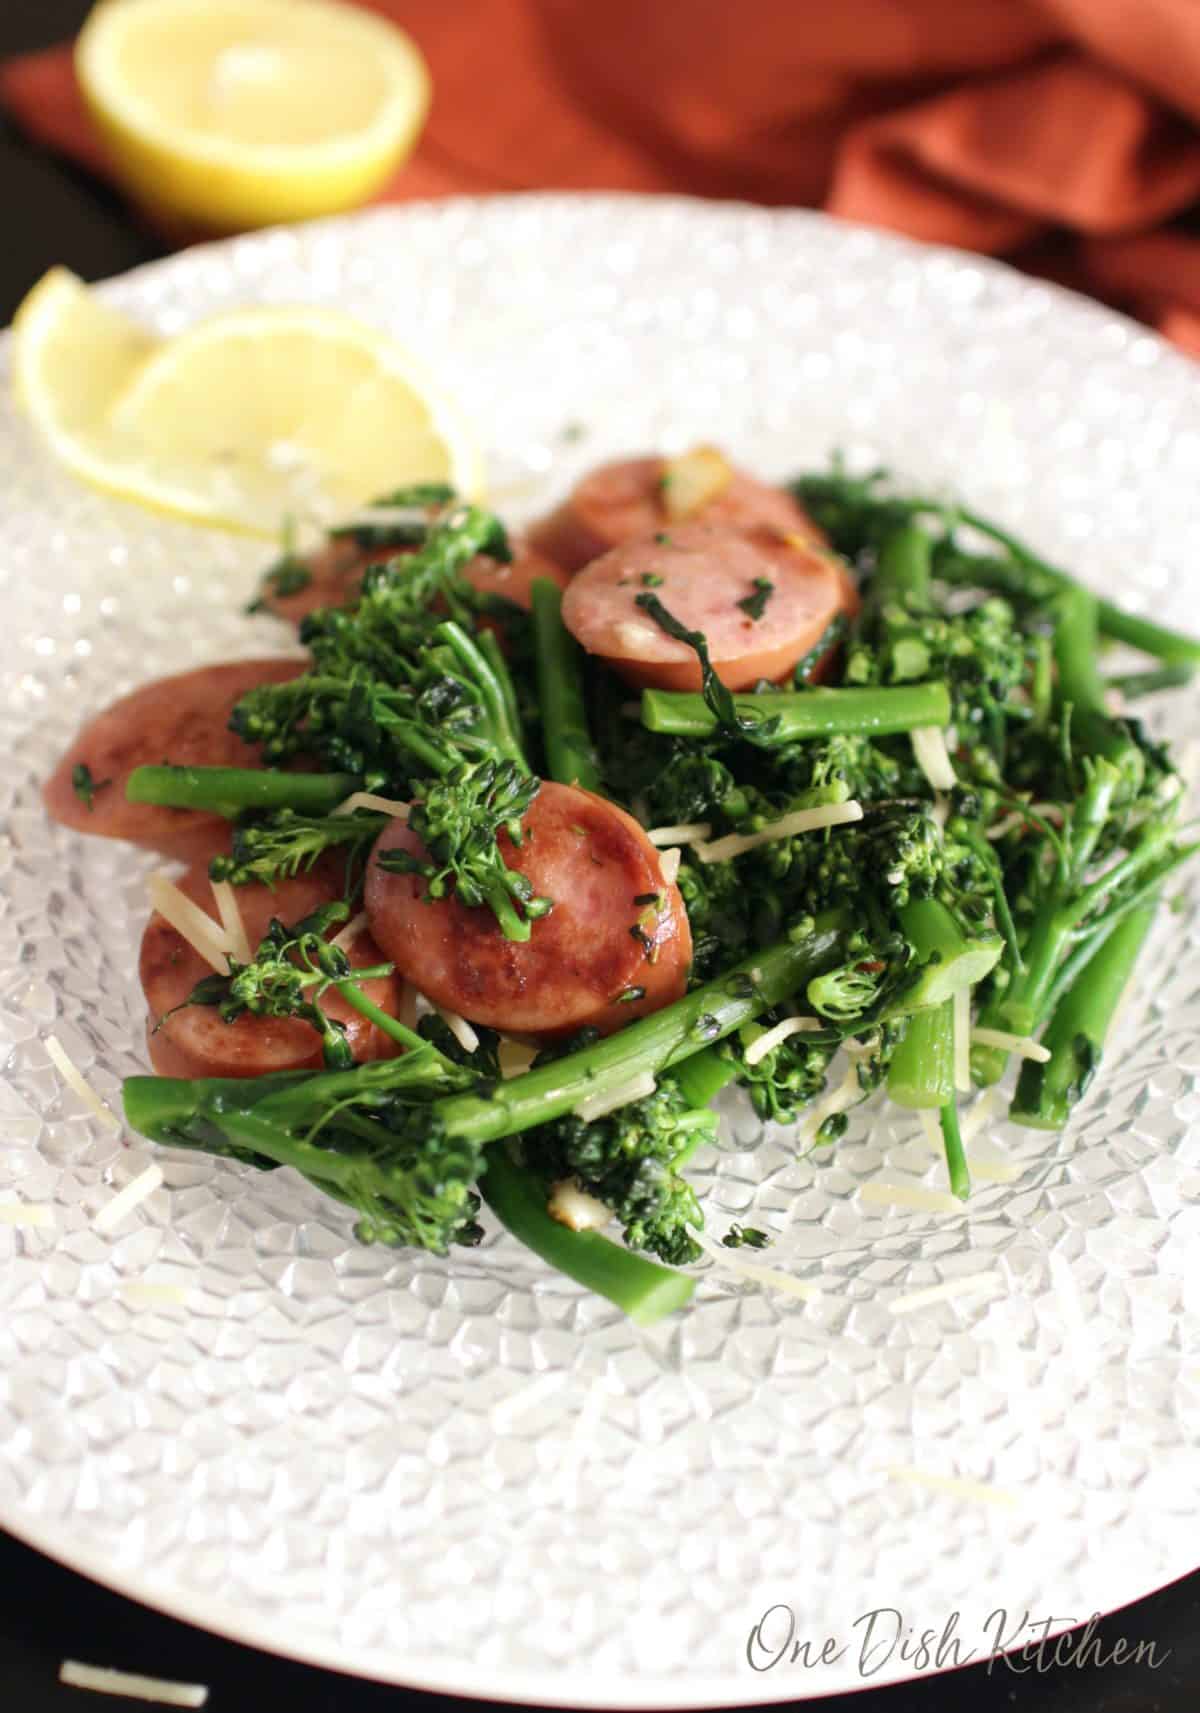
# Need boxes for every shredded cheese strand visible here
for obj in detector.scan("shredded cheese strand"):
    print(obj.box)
[695,799,863,864]
[209,879,251,966]
[798,1056,863,1149]
[910,725,957,791]
[547,1180,612,1232]
[575,1071,656,1123]
[960,1088,999,1144]
[889,1271,1003,1315]
[970,1028,1051,1063]
[918,1109,943,1154]
[331,791,410,819]
[92,1164,164,1235]
[693,1229,822,1301]
[58,1662,208,1707]
[147,872,231,975]
[742,1014,822,1067]
[657,846,682,885]
[44,1034,121,1132]
[953,986,972,1092]
[860,1180,963,1214]
[436,1007,479,1054]
[885,1465,1020,1510]
[329,909,369,952]
[645,821,712,847]
[498,1038,538,1080]
[0,1203,55,1228]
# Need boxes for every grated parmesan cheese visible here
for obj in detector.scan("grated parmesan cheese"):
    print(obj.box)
[693,1229,822,1301]
[209,879,251,966]
[657,846,682,886]
[918,1109,943,1155]
[960,1087,999,1144]
[885,1465,1020,1510]
[860,1180,962,1214]
[970,1027,1051,1063]
[547,1179,612,1232]
[910,726,957,791]
[121,1281,190,1308]
[331,790,410,819]
[953,986,972,1092]
[44,1034,121,1132]
[645,821,712,847]
[329,909,369,952]
[694,799,863,864]
[147,872,231,976]
[742,1015,822,1067]
[498,1038,538,1080]
[0,1203,54,1229]
[888,1271,1003,1315]
[490,1370,565,1430]
[436,1007,479,1054]
[58,1662,209,1707]
[92,1164,164,1236]
[968,1155,1024,1185]
[797,1056,864,1149]
[575,1071,656,1123]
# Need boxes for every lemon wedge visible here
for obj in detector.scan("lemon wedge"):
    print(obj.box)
[13,267,483,534]
[76,0,430,232]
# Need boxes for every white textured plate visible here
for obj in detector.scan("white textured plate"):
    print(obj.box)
[1,196,1198,1707]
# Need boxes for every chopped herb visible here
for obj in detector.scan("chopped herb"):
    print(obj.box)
[71,763,111,811]
[653,533,672,546]
[722,1224,771,1250]
[569,824,589,837]
[634,590,750,737]
[632,892,661,907]
[246,554,312,614]
[615,985,647,1004]
[736,577,774,622]
[560,421,586,444]
[629,924,654,955]
[815,1111,850,1146]
[641,572,664,588]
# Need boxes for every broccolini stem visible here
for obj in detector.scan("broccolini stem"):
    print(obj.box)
[1052,589,1144,798]
[640,681,951,743]
[939,1100,970,1201]
[1009,901,1157,1131]
[479,1144,695,1324]
[435,620,528,769]
[874,522,934,606]
[887,898,1002,1011]
[476,627,524,745]
[435,915,849,1147]
[1106,663,1195,699]
[669,1046,738,1108]
[887,999,954,1110]
[333,982,430,1057]
[126,764,360,818]
[530,578,604,791]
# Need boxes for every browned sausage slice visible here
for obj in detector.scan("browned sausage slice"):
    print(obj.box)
[526,452,825,573]
[560,524,851,692]
[257,538,568,628]
[364,780,691,1039]
[141,857,407,1079]
[43,658,307,864]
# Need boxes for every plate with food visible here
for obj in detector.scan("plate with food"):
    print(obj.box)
[2,195,1198,1705]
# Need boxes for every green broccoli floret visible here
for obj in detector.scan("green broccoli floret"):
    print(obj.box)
[517,1079,716,1265]
[208,808,387,887]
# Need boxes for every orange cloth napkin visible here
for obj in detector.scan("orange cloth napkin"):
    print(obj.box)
[4,0,1200,356]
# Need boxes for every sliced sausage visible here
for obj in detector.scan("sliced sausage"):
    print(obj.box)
[43,658,307,864]
[526,453,825,573]
[141,856,407,1079]
[560,524,852,692]
[365,780,691,1040]
[256,538,568,628]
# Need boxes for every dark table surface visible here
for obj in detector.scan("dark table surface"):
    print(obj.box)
[1,2,1197,1708]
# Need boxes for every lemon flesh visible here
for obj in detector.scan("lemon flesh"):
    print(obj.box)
[12,267,482,535]
[76,0,430,232]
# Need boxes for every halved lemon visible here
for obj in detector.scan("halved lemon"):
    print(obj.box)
[76,0,430,233]
[13,267,483,534]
